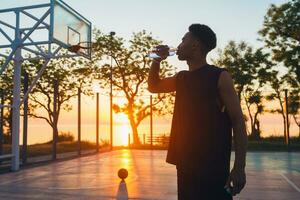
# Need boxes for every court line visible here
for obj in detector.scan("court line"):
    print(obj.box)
[280,173,300,193]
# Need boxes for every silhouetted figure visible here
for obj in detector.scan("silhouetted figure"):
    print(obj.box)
[148,24,247,200]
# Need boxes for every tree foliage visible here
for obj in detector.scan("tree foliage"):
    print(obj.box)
[259,0,300,82]
[91,30,176,144]
[214,41,273,138]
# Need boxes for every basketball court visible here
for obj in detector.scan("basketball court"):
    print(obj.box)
[1,1,300,199]
[0,150,299,199]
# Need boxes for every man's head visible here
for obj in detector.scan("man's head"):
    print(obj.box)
[177,24,216,61]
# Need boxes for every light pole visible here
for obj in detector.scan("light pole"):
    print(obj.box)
[109,31,115,150]
[93,84,101,153]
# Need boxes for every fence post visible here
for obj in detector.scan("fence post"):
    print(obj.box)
[96,92,99,152]
[110,93,113,150]
[128,133,130,147]
[52,79,58,160]
[150,95,153,149]
[78,87,81,155]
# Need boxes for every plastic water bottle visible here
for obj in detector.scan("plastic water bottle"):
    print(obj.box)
[148,46,177,59]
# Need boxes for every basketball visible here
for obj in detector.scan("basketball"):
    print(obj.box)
[118,168,128,180]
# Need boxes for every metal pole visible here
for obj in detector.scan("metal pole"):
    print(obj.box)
[22,72,29,165]
[150,95,153,149]
[96,92,99,152]
[11,10,21,171]
[78,87,81,155]
[110,78,113,150]
[109,31,115,150]
[52,79,58,160]
[285,89,290,151]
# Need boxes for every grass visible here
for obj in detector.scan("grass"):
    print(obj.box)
[245,136,300,151]
[1,136,300,159]
[2,141,109,158]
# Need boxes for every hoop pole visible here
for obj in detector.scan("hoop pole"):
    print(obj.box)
[11,10,21,171]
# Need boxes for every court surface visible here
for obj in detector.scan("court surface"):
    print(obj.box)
[0,150,299,200]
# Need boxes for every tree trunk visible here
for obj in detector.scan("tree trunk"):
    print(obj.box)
[253,119,261,140]
[256,120,261,135]
[53,125,59,142]
[128,109,140,145]
[131,124,140,145]
[276,90,286,142]
[52,122,58,159]
[253,109,261,140]
[282,114,286,142]
[244,98,254,137]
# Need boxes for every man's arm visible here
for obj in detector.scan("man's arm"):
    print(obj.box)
[147,59,176,93]
[218,70,247,195]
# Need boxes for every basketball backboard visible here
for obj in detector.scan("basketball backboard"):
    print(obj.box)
[0,0,92,62]
[52,0,92,59]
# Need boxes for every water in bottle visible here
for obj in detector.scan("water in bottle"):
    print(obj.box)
[148,46,177,59]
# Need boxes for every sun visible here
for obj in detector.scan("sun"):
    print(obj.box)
[115,113,131,146]
[115,113,128,124]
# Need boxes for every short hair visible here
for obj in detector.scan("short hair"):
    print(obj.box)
[188,24,217,53]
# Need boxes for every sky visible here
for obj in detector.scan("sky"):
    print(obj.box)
[0,0,298,145]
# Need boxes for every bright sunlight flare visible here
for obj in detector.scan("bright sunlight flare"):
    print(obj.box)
[115,113,131,146]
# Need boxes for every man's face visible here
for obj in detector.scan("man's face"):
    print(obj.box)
[176,32,201,61]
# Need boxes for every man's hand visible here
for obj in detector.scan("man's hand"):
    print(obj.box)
[152,45,169,61]
[147,45,177,93]
[225,167,246,196]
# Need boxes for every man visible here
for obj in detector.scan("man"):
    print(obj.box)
[147,24,247,200]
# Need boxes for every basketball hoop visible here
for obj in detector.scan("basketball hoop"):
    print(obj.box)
[68,42,94,53]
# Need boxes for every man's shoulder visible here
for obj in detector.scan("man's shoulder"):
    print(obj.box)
[207,65,229,77]
[208,64,227,71]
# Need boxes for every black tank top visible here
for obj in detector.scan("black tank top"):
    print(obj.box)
[166,64,232,178]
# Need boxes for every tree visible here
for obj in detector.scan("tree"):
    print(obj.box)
[243,88,264,140]
[24,57,94,143]
[259,0,300,83]
[214,41,273,138]
[214,41,257,100]
[265,71,287,140]
[284,73,300,137]
[92,30,175,145]
[0,61,16,144]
